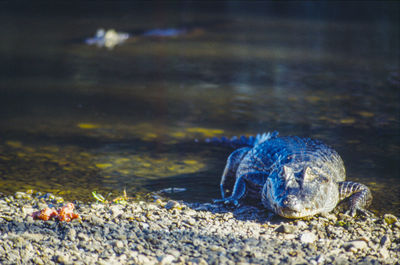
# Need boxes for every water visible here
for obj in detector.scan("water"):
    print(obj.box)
[0,3,399,215]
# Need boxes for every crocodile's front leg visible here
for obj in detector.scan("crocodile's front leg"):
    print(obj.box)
[219,147,250,198]
[339,181,372,217]
[214,175,247,206]
[214,172,269,206]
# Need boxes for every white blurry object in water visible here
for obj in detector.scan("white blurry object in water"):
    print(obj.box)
[85,28,130,49]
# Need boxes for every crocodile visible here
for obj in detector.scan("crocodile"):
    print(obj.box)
[211,132,372,218]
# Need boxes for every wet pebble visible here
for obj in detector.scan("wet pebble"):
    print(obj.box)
[383,214,398,225]
[164,200,181,210]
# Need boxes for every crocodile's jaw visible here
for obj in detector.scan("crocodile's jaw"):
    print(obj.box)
[275,203,320,219]
[276,209,314,219]
[263,191,321,218]
[262,176,340,219]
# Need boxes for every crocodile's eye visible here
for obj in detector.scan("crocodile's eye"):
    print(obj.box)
[319,176,329,183]
[302,167,317,182]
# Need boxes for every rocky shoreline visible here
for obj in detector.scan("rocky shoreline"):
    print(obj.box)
[0,191,399,265]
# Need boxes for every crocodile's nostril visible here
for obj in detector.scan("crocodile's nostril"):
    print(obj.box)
[282,195,303,212]
[285,195,295,202]
[283,195,295,206]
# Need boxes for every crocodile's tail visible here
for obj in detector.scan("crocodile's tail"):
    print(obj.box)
[205,131,279,148]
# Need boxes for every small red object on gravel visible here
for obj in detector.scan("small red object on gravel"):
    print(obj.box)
[32,203,79,222]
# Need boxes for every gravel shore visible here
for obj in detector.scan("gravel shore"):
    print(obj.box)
[0,191,399,265]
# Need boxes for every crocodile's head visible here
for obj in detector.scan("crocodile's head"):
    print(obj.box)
[262,165,339,218]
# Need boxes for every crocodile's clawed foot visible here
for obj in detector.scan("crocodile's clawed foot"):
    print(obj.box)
[213,197,239,207]
[345,206,372,218]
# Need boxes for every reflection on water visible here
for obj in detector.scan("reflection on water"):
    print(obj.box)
[0,3,399,215]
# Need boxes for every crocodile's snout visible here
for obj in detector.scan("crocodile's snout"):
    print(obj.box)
[280,196,304,217]
[278,194,314,218]
[282,195,302,211]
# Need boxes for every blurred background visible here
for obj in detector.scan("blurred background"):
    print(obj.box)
[0,2,399,215]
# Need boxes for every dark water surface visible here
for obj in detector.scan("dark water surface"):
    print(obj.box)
[1,3,399,215]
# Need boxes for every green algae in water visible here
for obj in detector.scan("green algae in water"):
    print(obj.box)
[95,154,205,179]
[0,138,206,202]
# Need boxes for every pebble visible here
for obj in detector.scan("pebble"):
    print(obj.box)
[90,215,104,226]
[383,214,397,225]
[379,235,390,248]
[162,249,178,259]
[23,232,44,242]
[67,228,76,241]
[110,205,124,219]
[300,232,317,244]
[158,254,175,265]
[164,200,181,210]
[296,220,308,230]
[56,253,70,264]
[315,254,325,264]
[275,224,297,234]
[77,232,89,241]
[343,240,368,252]
[114,240,124,249]
[0,191,398,265]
